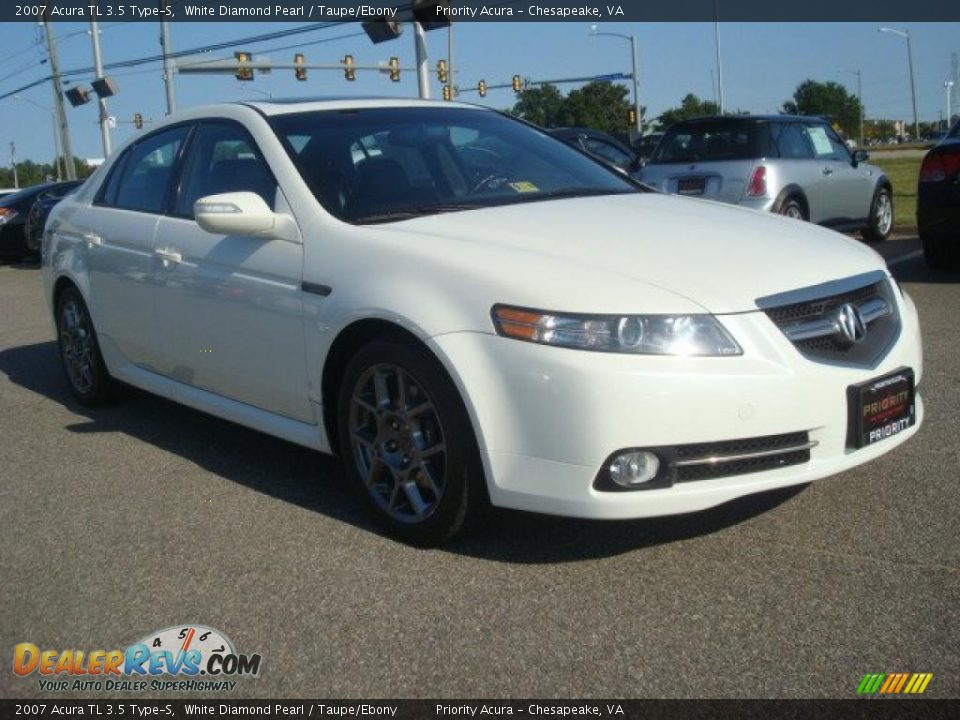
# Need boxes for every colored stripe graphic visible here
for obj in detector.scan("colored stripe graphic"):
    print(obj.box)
[858,672,932,695]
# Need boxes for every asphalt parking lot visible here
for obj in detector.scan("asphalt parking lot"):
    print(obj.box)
[1,238,958,699]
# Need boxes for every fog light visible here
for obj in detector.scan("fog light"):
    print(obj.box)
[608,451,660,487]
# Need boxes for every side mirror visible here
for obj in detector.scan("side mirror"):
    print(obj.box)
[852,149,869,165]
[194,192,277,236]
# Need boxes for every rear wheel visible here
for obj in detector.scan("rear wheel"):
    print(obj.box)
[862,187,893,242]
[777,198,806,221]
[336,338,488,545]
[55,286,117,405]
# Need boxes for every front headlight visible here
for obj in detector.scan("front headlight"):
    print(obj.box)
[492,305,742,356]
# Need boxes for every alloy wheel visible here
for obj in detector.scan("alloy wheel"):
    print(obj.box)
[348,363,447,523]
[59,299,95,395]
[876,193,893,236]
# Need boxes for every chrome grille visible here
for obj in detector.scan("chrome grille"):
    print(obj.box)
[757,271,901,367]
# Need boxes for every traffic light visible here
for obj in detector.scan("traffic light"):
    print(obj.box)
[388,57,400,82]
[437,59,448,84]
[294,53,307,81]
[512,75,522,92]
[627,106,637,126]
[234,51,253,81]
[442,85,452,101]
[478,80,487,97]
[134,113,143,130]
[65,86,91,107]
[343,55,356,82]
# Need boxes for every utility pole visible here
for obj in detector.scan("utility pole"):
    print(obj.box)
[947,81,956,132]
[89,19,112,156]
[879,28,919,142]
[414,22,430,99]
[42,17,76,181]
[159,9,177,114]
[447,23,454,100]
[10,142,18,189]
[714,0,724,114]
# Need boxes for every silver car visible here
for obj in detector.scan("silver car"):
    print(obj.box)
[638,115,894,241]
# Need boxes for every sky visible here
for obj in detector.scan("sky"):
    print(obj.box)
[0,20,958,163]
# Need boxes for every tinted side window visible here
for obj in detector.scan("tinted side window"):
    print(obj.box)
[114,126,189,213]
[176,123,277,217]
[97,150,131,206]
[772,123,813,159]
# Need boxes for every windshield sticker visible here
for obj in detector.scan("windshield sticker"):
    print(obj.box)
[508,181,540,193]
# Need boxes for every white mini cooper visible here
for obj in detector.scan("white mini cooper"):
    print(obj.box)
[43,99,923,544]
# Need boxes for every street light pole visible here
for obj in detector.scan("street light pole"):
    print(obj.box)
[879,27,919,142]
[946,81,955,132]
[159,18,177,114]
[589,26,642,135]
[13,94,62,181]
[839,68,863,147]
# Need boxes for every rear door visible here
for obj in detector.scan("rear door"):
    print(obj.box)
[69,125,190,371]
[151,120,311,422]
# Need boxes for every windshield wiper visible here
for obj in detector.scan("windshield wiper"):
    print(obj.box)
[353,203,480,224]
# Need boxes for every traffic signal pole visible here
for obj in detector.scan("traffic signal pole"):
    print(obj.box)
[159,18,177,114]
[89,20,112,156]
[414,22,431,99]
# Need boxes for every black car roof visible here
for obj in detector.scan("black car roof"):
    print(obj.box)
[672,114,825,126]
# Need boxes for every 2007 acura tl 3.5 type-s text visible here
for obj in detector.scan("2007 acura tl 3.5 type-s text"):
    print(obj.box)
[42,99,923,545]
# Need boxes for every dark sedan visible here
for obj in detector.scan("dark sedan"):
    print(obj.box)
[547,127,641,176]
[24,181,83,255]
[0,181,83,261]
[919,121,960,270]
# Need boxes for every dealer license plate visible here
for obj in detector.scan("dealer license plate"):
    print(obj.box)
[677,177,706,195]
[848,369,915,449]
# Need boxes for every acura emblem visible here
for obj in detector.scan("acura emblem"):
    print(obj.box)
[835,303,867,345]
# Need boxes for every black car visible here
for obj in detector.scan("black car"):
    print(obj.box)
[919,121,960,270]
[0,181,82,261]
[547,127,641,175]
[23,181,83,255]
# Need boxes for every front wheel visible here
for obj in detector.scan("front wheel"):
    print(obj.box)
[336,338,488,545]
[862,187,893,242]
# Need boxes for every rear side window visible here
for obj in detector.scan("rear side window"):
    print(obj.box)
[112,126,189,213]
[651,122,764,163]
[175,122,277,217]
[772,123,814,159]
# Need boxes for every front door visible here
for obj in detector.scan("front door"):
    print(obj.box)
[152,121,312,422]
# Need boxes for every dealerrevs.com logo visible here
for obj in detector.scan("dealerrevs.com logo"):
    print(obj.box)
[13,625,261,693]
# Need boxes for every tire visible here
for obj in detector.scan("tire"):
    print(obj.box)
[777,197,806,221]
[336,338,488,546]
[922,234,960,271]
[55,286,118,405]
[861,186,893,243]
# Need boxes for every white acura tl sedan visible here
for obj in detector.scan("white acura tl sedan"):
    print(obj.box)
[43,99,922,545]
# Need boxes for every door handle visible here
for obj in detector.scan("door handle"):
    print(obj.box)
[83,233,103,248]
[154,248,182,267]
[821,167,833,176]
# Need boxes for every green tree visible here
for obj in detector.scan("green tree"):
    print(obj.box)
[783,80,863,138]
[656,94,720,130]
[509,83,566,128]
[0,157,95,189]
[559,81,632,135]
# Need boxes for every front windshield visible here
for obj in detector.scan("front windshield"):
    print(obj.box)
[269,106,639,224]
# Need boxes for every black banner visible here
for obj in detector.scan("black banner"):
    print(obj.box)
[1,700,959,719]
[4,0,960,23]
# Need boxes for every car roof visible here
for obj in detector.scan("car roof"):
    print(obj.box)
[672,114,825,125]
[239,96,488,116]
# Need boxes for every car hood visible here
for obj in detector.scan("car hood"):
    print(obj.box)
[382,192,885,314]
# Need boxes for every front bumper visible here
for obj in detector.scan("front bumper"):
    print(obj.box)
[427,290,923,519]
